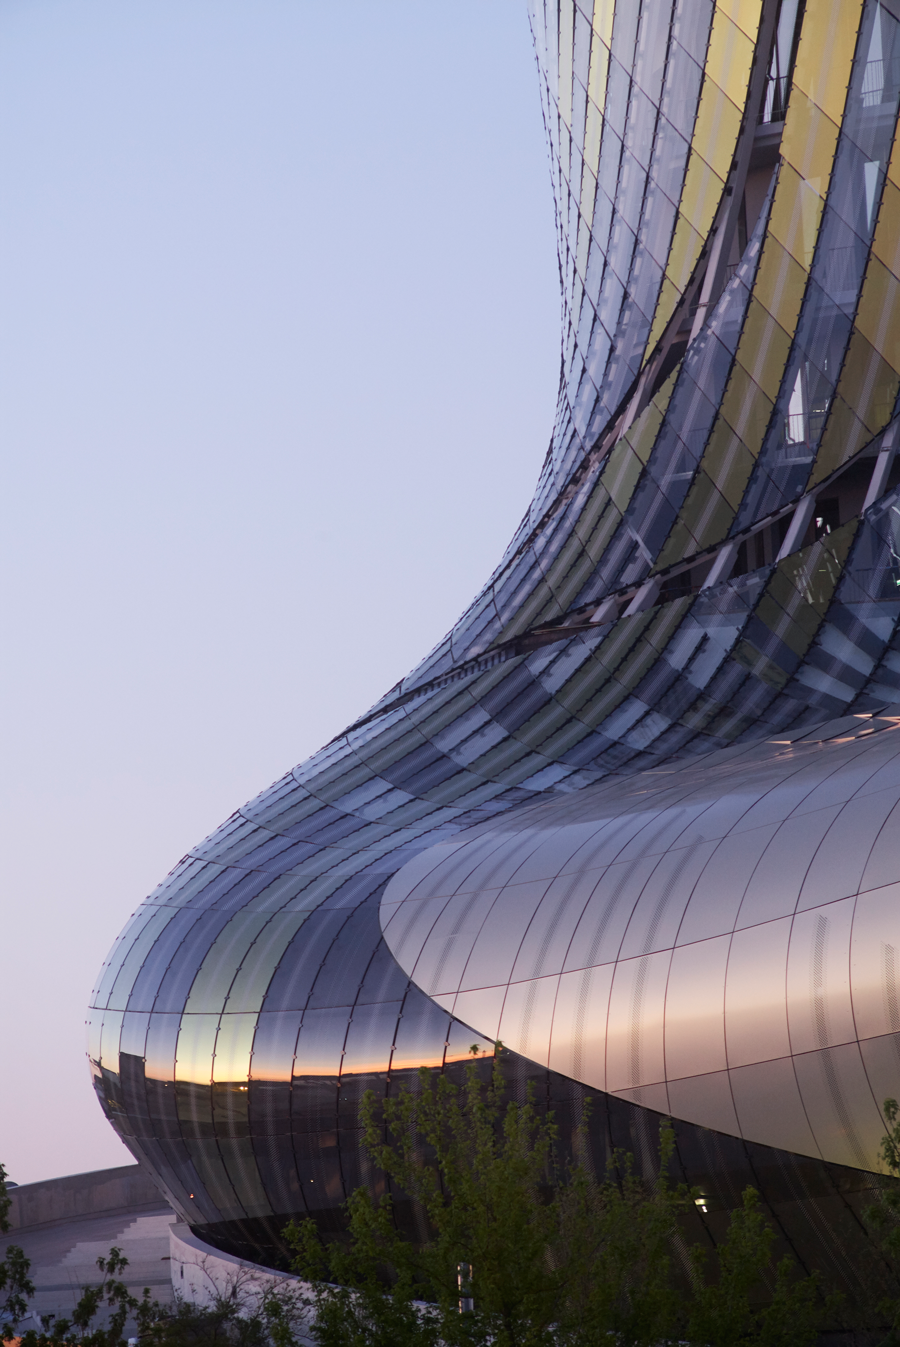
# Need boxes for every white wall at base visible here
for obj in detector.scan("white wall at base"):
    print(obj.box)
[169,1222,313,1343]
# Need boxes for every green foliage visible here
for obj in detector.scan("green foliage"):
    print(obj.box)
[3,1238,308,1347]
[865,1097,900,1344]
[0,1164,11,1237]
[0,1160,36,1340]
[286,1052,823,1346]
[16,1246,157,1347]
[137,1278,309,1347]
[0,1157,307,1347]
[685,1189,820,1347]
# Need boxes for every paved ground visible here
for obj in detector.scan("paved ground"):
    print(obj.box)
[8,1203,176,1330]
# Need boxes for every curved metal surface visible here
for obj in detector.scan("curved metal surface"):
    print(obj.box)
[381,711,900,1170]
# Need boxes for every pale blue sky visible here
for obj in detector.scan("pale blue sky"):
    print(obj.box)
[0,1,559,1182]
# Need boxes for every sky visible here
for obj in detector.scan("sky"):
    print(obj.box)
[0,1,560,1184]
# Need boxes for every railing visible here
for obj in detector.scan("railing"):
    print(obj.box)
[759,75,789,125]
[862,59,885,107]
[782,410,827,456]
[759,58,900,125]
[860,57,900,107]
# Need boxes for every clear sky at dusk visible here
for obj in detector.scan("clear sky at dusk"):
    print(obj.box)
[0,1,559,1182]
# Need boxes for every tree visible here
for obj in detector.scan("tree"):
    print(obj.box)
[0,1151,307,1347]
[0,1161,36,1339]
[865,1097,900,1346]
[287,1049,822,1346]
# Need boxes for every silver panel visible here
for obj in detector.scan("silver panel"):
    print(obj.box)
[509,872,595,981]
[725,919,792,1068]
[548,964,615,1090]
[786,898,856,1056]
[793,1043,881,1171]
[665,1070,740,1137]
[850,882,900,1039]
[735,807,842,927]
[622,847,719,964]
[675,826,777,944]
[797,791,900,910]
[458,880,552,991]
[606,949,672,1093]
[729,1058,821,1156]
[448,985,507,1042]
[664,936,729,1080]
[858,1032,900,1123]
[561,856,661,970]
[860,796,900,892]
[381,727,900,1167]
[498,975,560,1067]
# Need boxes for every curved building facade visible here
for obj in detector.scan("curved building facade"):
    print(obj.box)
[91,0,900,1304]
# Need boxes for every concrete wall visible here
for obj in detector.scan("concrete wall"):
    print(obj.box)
[169,1224,313,1344]
[7,1164,167,1231]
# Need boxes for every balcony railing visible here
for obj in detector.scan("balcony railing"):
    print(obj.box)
[759,75,789,125]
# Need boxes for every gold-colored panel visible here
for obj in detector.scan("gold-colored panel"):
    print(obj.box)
[601,440,647,513]
[855,257,900,374]
[793,0,864,123]
[559,1,574,128]
[835,329,900,433]
[753,236,808,336]
[691,84,743,185]
[872,178,900,279]
[701,419,758,505]
[704,12,754,106]
[719,364,774,456]
[506,694,573,754]
[679,143,728,235]
[572,477,612,546]
[887,119,900,189]
[656,471,734,569]
[591,0,614,47]
[714,0,763,43]
[580,160,597,224]
[780,92,839,193]
[553,645,615,716]
[787,525,856,614]
[581,498,624,565]
[647,275,682,352]
[667,217,705,293]
[812,394,870,485]
[655,515,699,572]
[583,97,604,176]
[684,473,735,553]
[626,380,671,461]
[757,586,821,651]
[497,579,561,641]
[559,122,572,186]
[550,544,604,611]
[734,300,792,401]
[768,162,825,270]
[587,46,610,125]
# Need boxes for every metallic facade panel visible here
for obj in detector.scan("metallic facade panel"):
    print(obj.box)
[382,722,900,1165]
[664,936,730,1080]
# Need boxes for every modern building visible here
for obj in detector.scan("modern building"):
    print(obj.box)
[90,0,900,1310]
